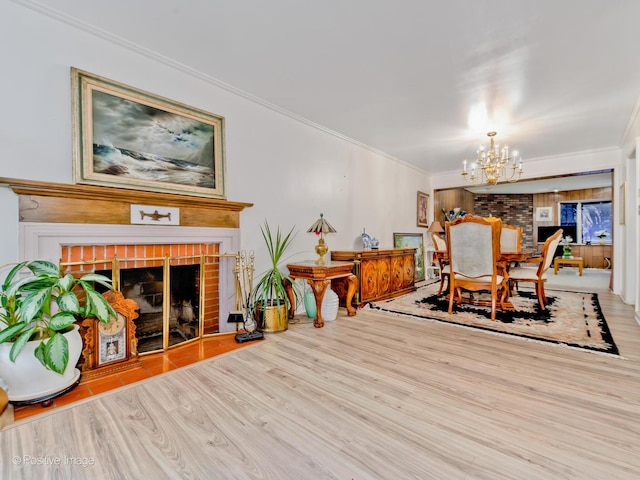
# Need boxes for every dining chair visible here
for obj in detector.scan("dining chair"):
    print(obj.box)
[445,215,508,320]
[508,228,563,310]
[501,224,523,253]
[431,233,449,294]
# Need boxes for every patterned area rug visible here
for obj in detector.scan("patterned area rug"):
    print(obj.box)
[369,283,619,355]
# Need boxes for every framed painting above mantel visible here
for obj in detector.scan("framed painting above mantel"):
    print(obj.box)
[71,68,226,199]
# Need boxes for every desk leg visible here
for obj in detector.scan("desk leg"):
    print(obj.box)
[309,279,330,328]
[345,274,357,316]
[579,261,583,276]
[554,260,559,275]
[284,279,296,320]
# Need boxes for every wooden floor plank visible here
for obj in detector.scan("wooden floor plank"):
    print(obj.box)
[1,287,638,479]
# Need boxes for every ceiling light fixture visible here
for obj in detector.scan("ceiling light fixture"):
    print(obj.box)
[461,132,523,185]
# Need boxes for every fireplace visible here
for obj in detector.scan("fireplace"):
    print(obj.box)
[4,177,251,357]
[19,223,241,341]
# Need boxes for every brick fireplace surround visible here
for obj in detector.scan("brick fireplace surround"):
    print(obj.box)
[61,241,222,334]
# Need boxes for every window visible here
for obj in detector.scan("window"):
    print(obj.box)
[559,200,612,244]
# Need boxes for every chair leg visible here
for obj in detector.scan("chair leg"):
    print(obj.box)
[448,282,455,314]
[540,282,548,304]
[499,284,508,311]
[490,287,497,321]
[437,276,445,295]
[535,282,546,310]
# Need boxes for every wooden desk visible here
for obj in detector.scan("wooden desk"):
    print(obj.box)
[554,256,583,276]
[286,261,357,328]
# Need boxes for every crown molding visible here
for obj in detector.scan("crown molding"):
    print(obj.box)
[12,0,425,175]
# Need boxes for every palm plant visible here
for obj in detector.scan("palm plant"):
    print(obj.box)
[251,221,300,328]
[0,260,116,374]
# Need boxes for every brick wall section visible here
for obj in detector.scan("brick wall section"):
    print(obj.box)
[474,194,534,249]
[60,243,220,336]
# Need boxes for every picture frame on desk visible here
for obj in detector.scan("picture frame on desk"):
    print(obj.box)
[393,233,425,282]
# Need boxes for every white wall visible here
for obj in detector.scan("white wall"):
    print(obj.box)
[621,96,640,320]
[0,2,430,280]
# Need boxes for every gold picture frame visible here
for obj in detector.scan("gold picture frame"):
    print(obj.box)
[71,68,226,198]
[417,191,429,227]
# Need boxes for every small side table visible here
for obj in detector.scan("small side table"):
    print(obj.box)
[554,256,583,276]
[286,261,357,328]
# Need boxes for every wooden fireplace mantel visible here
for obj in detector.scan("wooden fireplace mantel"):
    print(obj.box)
[0,177,253,229]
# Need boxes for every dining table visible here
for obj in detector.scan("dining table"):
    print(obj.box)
[448,249,537,312]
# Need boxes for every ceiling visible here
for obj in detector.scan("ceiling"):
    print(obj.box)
[24,1,640,185]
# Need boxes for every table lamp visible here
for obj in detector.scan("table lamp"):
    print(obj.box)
[307,213,337,265]
[428,221,444,235]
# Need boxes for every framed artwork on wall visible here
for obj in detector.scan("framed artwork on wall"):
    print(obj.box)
[417,191,429,227]
[393,232,425,282]
[535,206,553,222]
[71,68,226,198]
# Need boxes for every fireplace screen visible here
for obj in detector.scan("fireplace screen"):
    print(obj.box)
[98,264,201,354]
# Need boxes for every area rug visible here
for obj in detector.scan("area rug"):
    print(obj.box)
[369,283,619,356]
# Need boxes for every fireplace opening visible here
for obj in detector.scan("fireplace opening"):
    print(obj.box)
[97,264,201,354]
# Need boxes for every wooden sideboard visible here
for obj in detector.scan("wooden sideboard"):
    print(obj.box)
[331,248,416,307]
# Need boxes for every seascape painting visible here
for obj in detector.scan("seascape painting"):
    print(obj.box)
[92,91,216,188]
[72,68,226,198]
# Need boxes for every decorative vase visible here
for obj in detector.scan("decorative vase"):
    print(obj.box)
[321,288,339,321]
[599,238,606,245]
[563,247,572,258]
[304,291,317,318]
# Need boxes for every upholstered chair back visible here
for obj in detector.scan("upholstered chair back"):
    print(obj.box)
[431,233,447,253]
[447,215,502,278]
[541,229,563,273]
[500,224,523,253]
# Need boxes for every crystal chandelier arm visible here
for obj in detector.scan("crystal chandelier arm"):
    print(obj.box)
[461,131,523,186]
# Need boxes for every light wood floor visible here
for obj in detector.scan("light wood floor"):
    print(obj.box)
[1,287,639,479]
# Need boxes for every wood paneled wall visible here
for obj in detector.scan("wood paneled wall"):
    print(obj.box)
[433,188,474,223]
[433,185,614,269]
[533,187,612,243]
[533,186,613,269]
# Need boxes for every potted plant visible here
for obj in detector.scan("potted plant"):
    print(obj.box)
[0,260,116,402]
[559,235,573,258]
[251,221,300,333]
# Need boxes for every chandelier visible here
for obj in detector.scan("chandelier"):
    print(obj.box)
[461,131,523,185]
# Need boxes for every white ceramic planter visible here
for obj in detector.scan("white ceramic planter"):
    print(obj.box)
[321,288,339,321]
[0,325,82,402]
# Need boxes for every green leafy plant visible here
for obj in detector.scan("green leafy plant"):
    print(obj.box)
[251,221,300,324]
[0,260,116,374]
